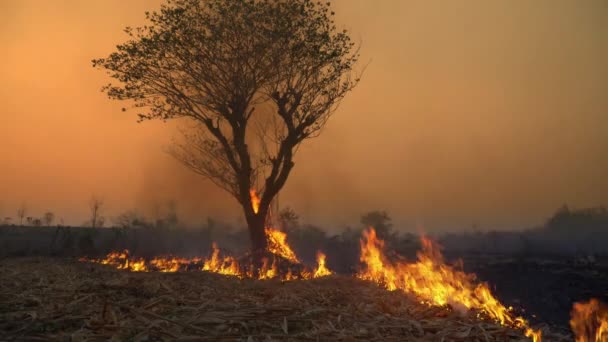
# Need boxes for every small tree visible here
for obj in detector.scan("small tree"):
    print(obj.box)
[278,207,300,233]
[16,204,27,226]
[113,210,149,228]
[94,0,360,255]
[361,210,393,240]
[43,212,55,226]
[89,196,104,228]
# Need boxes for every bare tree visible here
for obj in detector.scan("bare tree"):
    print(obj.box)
[94,0,360,255]
[16,203,27,226]
[43,212,55,226]
[89,196,104,228]
[113,210,150,228]
[279,207,300,233]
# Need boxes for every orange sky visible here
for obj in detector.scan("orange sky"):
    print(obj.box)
[1,0,607,231]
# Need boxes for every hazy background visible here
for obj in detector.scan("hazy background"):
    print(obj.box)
[1,0,607,231]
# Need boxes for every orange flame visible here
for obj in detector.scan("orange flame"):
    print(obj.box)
[265,227,300,263]
[202,243,241,277]
[570,299,608,342]
[82,238,333,281]
[250,189,261,214]
[150,256,197,273]
[313,251,333,278]
[83,249,150,272]
[81,206,331,281]
[357,227,541,341]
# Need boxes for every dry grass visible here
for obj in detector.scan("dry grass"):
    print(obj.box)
[0,258,569,341]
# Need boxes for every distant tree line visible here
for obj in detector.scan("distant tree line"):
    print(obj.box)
[2,204,607,261]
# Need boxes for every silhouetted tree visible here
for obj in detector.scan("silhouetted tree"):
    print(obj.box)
[89,196,104,228]
[94,0,360,256]
[546,205,608,234]
[113,210,151,228]
[360,210,393,239]
[278,207,299,233]
[16,204,27,226]
[43,212,55,226]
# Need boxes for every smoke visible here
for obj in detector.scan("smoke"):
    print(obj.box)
[0,0,607,231]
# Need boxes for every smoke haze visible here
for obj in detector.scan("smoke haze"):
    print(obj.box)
[1,0,607,231]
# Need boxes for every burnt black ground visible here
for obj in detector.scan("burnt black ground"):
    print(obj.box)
[456,254,608,333]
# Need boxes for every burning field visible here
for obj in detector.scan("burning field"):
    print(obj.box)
[76,228,332,281]
[0,258,566,342]
[3,226,606,341]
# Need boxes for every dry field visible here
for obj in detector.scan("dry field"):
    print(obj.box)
[0,258,569,342]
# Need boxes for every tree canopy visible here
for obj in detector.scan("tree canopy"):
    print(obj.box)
[94,0,359,252]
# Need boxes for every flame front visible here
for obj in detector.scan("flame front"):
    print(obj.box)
[570,299,608,342]
[82,249,150,272]
[81,236,333,281]
[202,243,241,276]
[357,227,541,341]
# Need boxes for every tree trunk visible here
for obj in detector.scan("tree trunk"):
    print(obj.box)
[246,211,268,275]
[247,213,267,254]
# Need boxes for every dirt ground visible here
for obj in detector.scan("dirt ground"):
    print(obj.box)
[0,258,569,341]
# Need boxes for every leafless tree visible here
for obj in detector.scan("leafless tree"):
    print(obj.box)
[94,0,360,255]
[43,212,55,226]
[113,210,149,228]
[89,196,104,228]
[16,203,27,226]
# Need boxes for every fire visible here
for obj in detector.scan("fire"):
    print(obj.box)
[81,240,333,281]
[357,227,541,341]
[80,249,151,272]
[265,227,300,263]
[570,299,608,342]
[78,223,606,341]
[257,257,278,280]
[202,242,241,276]
[123,258,148,272]
[76,190,328,300]
[250,189,261,214]
[313,251,332,278]
[151,256,198,273]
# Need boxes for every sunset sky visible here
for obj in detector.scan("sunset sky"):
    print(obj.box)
[1,0,607,231]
